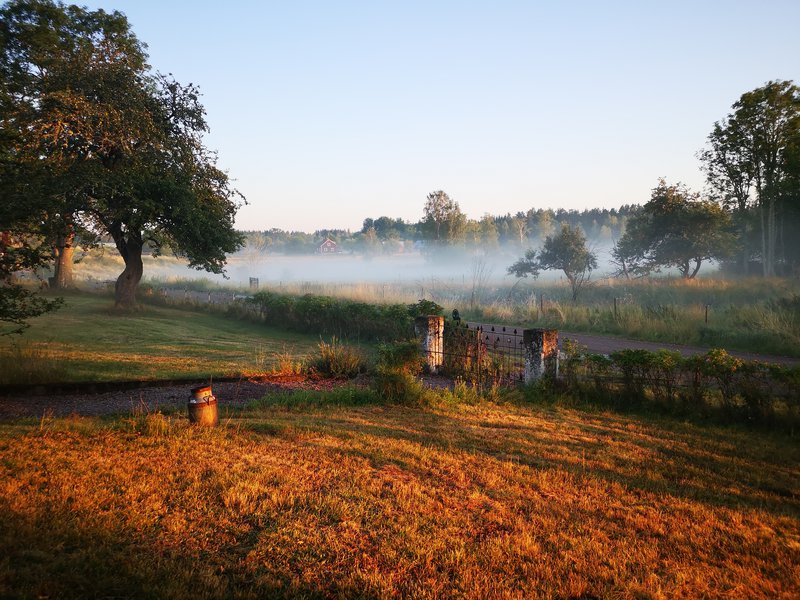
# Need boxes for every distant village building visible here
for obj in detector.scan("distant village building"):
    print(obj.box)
[317,238,338,254]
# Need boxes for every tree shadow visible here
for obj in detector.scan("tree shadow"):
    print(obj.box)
[244,404,800,518]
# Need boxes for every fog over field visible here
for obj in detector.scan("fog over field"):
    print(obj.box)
[74,243,710,292]
[174,247,620,287]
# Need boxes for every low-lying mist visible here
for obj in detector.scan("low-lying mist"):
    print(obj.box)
[135,244,623,287]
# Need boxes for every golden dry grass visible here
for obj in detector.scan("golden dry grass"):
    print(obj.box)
[1,399,798,598]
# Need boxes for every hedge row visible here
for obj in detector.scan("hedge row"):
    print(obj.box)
[561,343,800,428]
[247,291,432,341]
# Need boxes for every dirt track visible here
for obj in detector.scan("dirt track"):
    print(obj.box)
[560,331,799,366]
[1,329,795,422]
[0,377,341,422]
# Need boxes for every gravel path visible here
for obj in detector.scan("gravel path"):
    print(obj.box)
[0,377,340,421]
[0,375,454,421]
[560,331,800,366]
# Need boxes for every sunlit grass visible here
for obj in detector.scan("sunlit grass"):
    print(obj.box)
[0,293,322,384]
[0,398,797,597]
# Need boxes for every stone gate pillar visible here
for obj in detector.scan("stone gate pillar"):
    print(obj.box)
[415,315,444,374]
[523,328,558,383]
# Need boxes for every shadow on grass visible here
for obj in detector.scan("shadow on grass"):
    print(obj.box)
[240,403,800,519]
[0,501,380,599]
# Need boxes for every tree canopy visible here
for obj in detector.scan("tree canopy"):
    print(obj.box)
[421,190,466,245]
[700,80,800,276]
[508,224,597,301]
[0,0,244,308]
[613,179,735,279]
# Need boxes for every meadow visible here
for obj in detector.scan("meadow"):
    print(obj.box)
[66,249,800,358]
[1,280,798,597]
[0,292,322,385]
[1,394,798,598]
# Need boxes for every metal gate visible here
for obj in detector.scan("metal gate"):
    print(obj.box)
[441,321,526,386]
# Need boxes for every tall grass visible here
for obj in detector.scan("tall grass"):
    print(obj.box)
[66,248,800,358]
[0,342,69,385]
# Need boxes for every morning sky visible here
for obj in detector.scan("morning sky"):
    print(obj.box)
[78,0,800,231]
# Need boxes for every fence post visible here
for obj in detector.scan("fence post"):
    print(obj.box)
[523,328,559,383]
[415,315,444,374]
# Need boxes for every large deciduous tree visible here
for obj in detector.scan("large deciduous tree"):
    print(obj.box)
[613,180,735,279]
[0,0,244,308]
[422,190,466,245]
[700,80,800,276]
[508,224,597,301]
[0,189,63,333]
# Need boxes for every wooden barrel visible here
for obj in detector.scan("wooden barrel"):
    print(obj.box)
[188,385,218,426]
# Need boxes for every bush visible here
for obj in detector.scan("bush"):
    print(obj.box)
[372,367,425,405]
[372,340,426,404]
[561,345,799,430]
[407,298,444,318]
[248,291,415,341]
[311,337,368,379]
[376,340,424,374]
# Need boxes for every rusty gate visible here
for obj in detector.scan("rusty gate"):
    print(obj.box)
[439,320,526,386]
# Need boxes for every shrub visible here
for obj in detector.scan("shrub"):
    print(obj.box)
[372,367,425,405]
[248,291,415,341]
[698,349,742,412]
[271,349,306,376]
[407,298,444,318]
[372,340,426,404]
[610,349,653,405]
[311,337,368,379]
[376,340,424,374]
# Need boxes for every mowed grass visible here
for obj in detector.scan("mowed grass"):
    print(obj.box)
[1,399,797,598]
[0,292,322,384]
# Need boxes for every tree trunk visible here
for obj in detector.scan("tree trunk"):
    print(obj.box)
[114,238,144,308]
[768,197,777,276]
[738,212,749,276]
[52,228,75,289]
[760,199,769,277]
[689,258,702,279]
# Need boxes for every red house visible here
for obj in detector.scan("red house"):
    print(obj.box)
[318,238,338,254]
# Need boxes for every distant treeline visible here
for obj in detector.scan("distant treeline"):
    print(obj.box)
[239,206,638,256]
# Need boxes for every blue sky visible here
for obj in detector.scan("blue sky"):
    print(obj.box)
[80,1,800,231]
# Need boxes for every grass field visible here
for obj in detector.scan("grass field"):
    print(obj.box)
[0,396,797,598]
[145,272,800,358]
[0,292,323,385]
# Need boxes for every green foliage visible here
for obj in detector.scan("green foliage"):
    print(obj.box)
[311,337,368,379]
[249,291,415,341]
[407,298,444,318]
[559,345,800,430]
[506,249,539,279]
[0,0,244,308]
[421,190,466,245]
[0,286,63,335]
[509,224,597,301]
[700,80,800,277]
[376,340,424,374]
[371,340,426,405]
[371,368,425,405]
[614,179,735,279]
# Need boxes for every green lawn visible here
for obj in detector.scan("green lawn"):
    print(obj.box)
[0,292,324,384]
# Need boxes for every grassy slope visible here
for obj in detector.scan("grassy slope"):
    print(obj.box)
[0,292,322,384]
[0,400,797,598]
